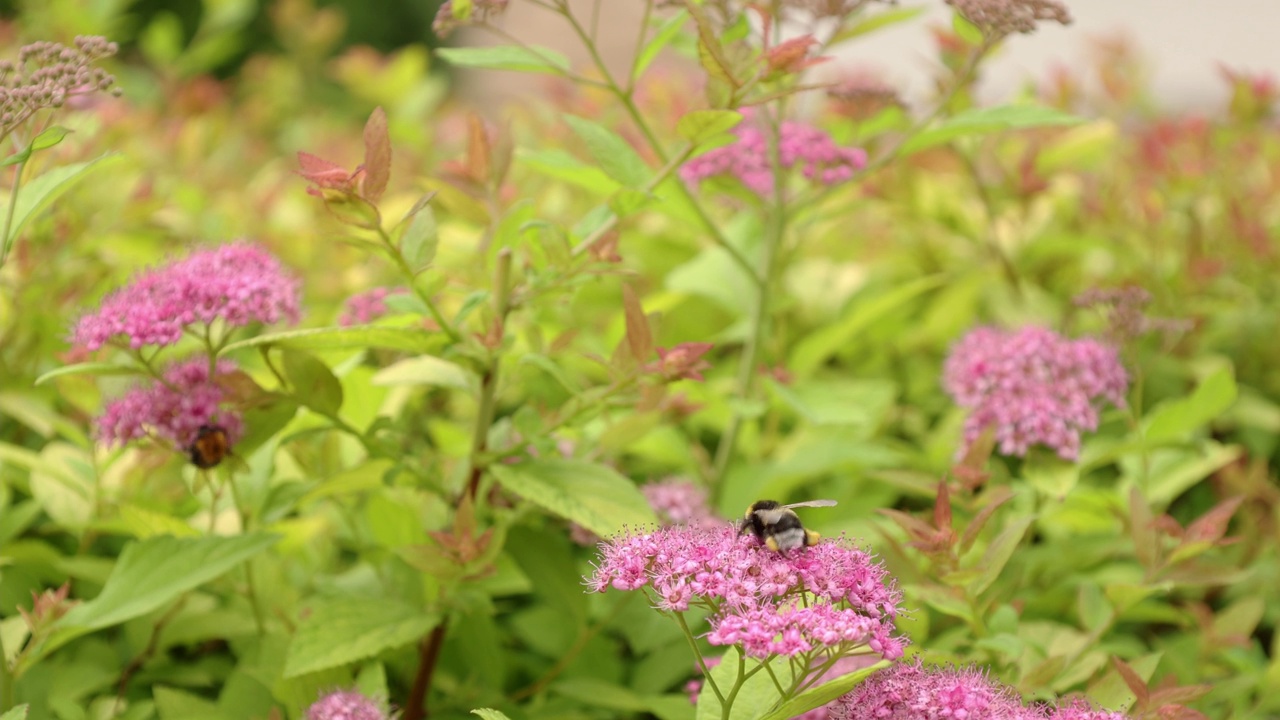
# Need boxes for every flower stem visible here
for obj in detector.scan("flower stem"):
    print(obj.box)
[675,611,724,705]
[375,225,462,343]
[404,622,448,720]
[0,158,26,271]
[465,249,511,503]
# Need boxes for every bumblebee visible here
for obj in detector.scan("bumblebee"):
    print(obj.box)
[739,499,837,554]
[188,425,231,469]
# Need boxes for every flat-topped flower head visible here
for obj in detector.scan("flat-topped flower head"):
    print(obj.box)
[830,659,1039,720]
[97,358,243,450]
[681,109,867,196]
[73,242,301,351]
[943,326,1127,460]
[306,689,389,720]
[587,525,902,659]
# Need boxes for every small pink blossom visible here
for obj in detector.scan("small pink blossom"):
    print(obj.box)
[305,690,389,720]
[943,326,1128,460]
[72,242,301,351]
[339,287,407,326]
[1047,699,1128,720]
[829,659,1038,720]
[681,109,866,196]
[642,479,722,528]
[97,358,243,450]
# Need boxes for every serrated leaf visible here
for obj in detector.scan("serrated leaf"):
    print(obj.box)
[967,516,1034,595]
[362,107,391,202]
[489,459,658,538]
[758,660,889,720]
[564,115,650,188]
[283,597,440,677]
[282,350,343,416]
[222,327,435,354]
[34,361,144,386]
[437,45,570,74]
[470,710,513,720]
[45,534,278,656]
[676,110,742,146]
[371,355,473,390]
[901,105,1083,154]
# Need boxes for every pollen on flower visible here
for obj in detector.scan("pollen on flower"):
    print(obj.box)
[680,109,867,196]
[305,689,389,720]
[96,357,243,451]
[943,326,1128,461]
[72,242,301,351]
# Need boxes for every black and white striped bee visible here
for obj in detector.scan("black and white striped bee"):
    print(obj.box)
[739,499,837,555]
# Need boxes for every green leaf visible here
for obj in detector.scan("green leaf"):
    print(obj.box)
[371,355,473,390]
[564,115,650,188]
[968,516,1034,596]
[757,660,889,720]
[284,596,440,677]
[790,275,945,377]
[518,148,621,196]
[831,6,927,43]
[32,125,73,151]
[951,12,984,44]
[1,153,123,243]
[46,534,278,656]
[1143,365,1237,444]
[282,350,344,416]
[634,10,688,79]
[437,45,570,75]
[34,361,144,386]
[695,647,782,720]
[489,459,658,538]
[677,110,743,147]
[221,326,436,354]
[471,710,513,720]
[0,705,29,720]
[399,198,438,273]
[901,105,1084,154]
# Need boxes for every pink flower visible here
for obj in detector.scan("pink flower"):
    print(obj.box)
[943,326,1128,460]
[1047,699,1128,720]
[97,358,243,450]
[72,242,302,351]
[642,479,722,528]
[587,525,902,660]
[680,109,866,196]
[305,690,388,720]
[829,659,1039,720]
[339,287,407,326]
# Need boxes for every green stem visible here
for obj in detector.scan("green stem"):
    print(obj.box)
[0,158,25,270]
[0,650,14,711]
[675,611,724,705]
[712,109,787,484]
[224,470,266,636]
[465,249,511,502]
[375,226,462,343]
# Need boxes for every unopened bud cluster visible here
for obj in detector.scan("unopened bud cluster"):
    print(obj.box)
[0,35,120,132]
[432,0,511,38]
[944,0,1071,38]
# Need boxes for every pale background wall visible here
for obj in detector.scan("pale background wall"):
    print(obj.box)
[456,0,1279,110]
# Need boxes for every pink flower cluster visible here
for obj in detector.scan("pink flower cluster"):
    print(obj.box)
[305,690,388,720]
[680,110,867,196]
[642,479,722,529]
[338,286,406,326]
[830,660,1126,720]
[73,242,301,350]
[943,326,1128,460]
[588,525,903,660]
[97,358,243,449]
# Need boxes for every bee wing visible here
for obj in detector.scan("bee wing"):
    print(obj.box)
[779,499,837,510]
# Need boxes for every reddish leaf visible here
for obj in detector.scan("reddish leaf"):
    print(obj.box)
[1183,496,1244,544]
[1129,486,1158,570]
[297,151,353,189]
[932,481,953,532]
[958,486,1014,553]
[1111,658,1150,705]
[361,107,391,202]
[466,112,492,185]
[622,285,654,364]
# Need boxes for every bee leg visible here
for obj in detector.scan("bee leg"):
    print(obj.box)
[803,529,821,547]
